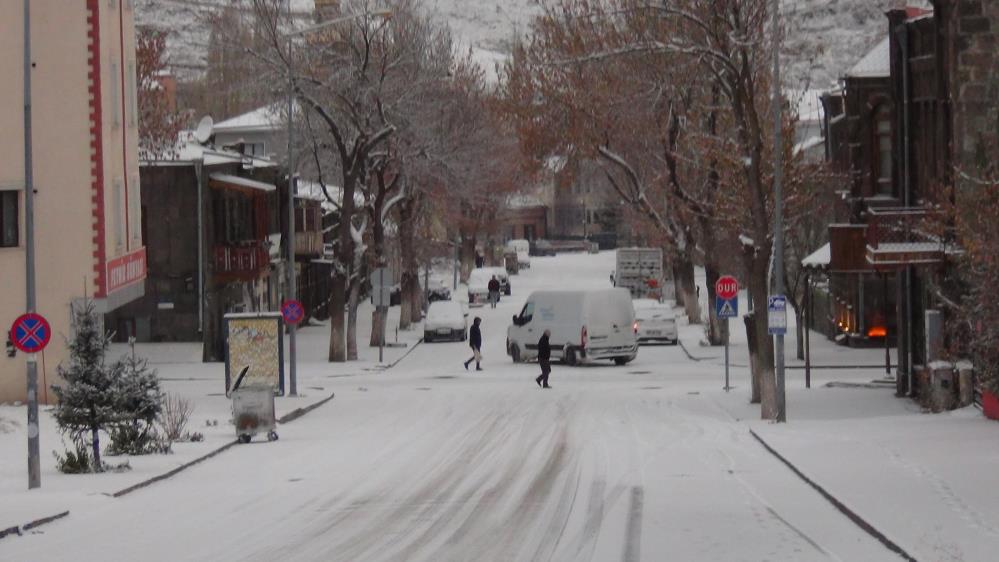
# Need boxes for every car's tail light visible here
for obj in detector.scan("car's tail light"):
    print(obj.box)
[581,326,588,349]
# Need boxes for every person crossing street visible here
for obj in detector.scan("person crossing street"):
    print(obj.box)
[535,329,552,388]
[487,276,501,308]
[464,317,483,371]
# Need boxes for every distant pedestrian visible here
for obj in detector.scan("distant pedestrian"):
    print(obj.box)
[475,252,485,269]
[488,276,501,308]
[464,317,483,371]
[535,329,552,389]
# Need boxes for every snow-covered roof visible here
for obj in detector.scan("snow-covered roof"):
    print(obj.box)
[144,132,278,168]
[846,37,890,79]
[802,242,830,268]
[214,103,289,134]
[209,173,276,193]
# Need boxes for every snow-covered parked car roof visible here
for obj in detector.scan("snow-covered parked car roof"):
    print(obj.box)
[426,301,466,328]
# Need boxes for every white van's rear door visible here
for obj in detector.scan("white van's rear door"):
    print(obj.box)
[583,290,637,356]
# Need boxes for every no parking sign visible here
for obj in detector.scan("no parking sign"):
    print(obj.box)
[10,313,51,354]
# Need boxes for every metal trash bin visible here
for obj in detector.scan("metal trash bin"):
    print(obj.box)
[232,387,278,443]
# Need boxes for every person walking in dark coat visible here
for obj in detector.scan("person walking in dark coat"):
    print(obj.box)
[464,317,483,371]
[487,276,501,308]
[535,329,552,388]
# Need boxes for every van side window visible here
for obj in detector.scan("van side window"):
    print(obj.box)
[519,302,534,324]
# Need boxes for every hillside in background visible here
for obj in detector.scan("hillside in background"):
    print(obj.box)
[136,0,926,99]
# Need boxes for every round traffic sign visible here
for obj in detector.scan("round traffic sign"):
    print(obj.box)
[281,299,305,325]
[715,276,739,300]
[10,313,52,354]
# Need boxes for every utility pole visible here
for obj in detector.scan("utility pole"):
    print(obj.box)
[285,12,298,397]
[771,0,786,422]
[23,0,41,489]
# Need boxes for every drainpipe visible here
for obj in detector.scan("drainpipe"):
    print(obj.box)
[195,159,204,333]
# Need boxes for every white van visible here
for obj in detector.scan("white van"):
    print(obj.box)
[506,289,638,366]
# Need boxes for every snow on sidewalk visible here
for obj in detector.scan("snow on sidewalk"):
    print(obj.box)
[0,301,424,532]
[739,389,999,562]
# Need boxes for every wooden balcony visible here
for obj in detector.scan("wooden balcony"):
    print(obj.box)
[294,231,324,258]
[865,207,946,269]
[214,242,269,281]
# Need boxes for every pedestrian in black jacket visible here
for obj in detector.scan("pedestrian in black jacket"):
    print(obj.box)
[487,276,501,308]
[535,329,552,388]
[464,317,483,371]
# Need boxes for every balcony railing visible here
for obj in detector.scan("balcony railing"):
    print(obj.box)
[214,242,269,279]
[865,207,946,267]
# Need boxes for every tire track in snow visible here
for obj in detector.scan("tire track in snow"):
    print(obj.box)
[622,486,644,562]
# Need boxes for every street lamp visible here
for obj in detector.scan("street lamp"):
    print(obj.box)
[281,8,391,397]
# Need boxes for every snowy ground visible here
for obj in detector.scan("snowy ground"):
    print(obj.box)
[2,252,997,561]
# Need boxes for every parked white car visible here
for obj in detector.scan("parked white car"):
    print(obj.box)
[507,289,638,366]
[633,299,678,345]
[488,267,512,295]
[423,301,467,342]
[467,268,493,305]
[506,239,531,269]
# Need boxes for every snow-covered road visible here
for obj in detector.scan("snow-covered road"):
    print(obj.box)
[1,254,898,561]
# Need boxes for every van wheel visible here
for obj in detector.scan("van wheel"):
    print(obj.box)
[614,357,632,366]
[510,345,522,363]
[564,348,578,366]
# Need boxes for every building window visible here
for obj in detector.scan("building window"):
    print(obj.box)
[875,104,892,195]
[127,61,138,127]
[1,191,19,248]
[113,179,124,250]
[243,143,266,157]
[110,60,121,128]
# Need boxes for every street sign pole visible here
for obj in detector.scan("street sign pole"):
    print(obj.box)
[724,318,731,391]
[23,0,40,490]
[715,276,739,392]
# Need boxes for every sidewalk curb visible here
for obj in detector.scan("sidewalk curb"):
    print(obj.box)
[113,391,336,499]
[749,429,918,562]
[386,338,423,369]
[0,511,70,541]
[278,392,336,424]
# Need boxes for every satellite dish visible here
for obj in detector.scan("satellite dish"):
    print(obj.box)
[194,115,214,144]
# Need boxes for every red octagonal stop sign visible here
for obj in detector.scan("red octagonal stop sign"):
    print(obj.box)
[715,276,739,300]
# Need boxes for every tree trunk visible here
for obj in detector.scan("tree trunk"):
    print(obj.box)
[672,261,685,308]
[399,273,413,330]
[743,312,761,403]
[795,306,805,360]
[370,307,386,347]
[704,265,725,345]
[410,275,423,322]
[460,236,477,281]
[91,425,102,473]
[747,254,777,419]
[347,281,360,361]
[328,274,347,362]
[398,203,416,330]
[676,257,700,324]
